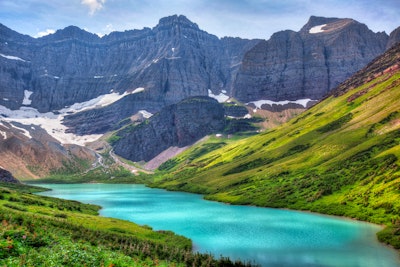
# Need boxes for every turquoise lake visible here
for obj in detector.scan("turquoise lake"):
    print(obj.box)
[37,183,400,267]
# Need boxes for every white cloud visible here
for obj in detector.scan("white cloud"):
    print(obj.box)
[81,0,106,15]
[36,29,55,38]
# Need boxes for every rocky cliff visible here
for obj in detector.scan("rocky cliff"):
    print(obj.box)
[112,97,225,162]
[0,167,19,183]
[1,15,399,136]
[0,120,96,179]
[233,16,390,102]
[387,26,400,49]
[0,15,258,113]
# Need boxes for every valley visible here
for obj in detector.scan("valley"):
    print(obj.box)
[1,12,400,266]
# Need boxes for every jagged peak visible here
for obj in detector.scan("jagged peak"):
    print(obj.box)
[300,15,356,34]
[40,25,100,41]
[154,15,199,30]
[387,26,400,49]
[0,23,34,42]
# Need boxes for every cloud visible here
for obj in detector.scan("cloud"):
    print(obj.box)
[36,29,56,38]
[81,0,106,15]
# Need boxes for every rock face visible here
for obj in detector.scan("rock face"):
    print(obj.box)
[233,16,390,102]
[0,120,96,179]
[0,167,19,183]
[387,26,400,49]
[112,97,225,162]
[1,15,399,136]
[0,15,258,114]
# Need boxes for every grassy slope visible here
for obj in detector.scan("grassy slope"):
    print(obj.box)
[151,44,400,249]
[0,182,254,266]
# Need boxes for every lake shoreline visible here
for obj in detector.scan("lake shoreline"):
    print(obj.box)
[34,183,400,267]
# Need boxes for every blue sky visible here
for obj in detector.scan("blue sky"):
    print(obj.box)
[0,0,399,39]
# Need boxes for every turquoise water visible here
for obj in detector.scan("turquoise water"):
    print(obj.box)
[37,183,400,267]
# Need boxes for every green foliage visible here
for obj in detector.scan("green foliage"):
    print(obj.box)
[317,113,353,133]
[158,158,180,171]
[224,118,261,134]
[107,134,122,145]
[377,223,400,249]
[224,158,273,176]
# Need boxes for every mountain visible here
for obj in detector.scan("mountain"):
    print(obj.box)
[1,15,398,136]
[151,42,400,238]
[111,96,225,162]
[0,15,258,134]
[233,16,390,103]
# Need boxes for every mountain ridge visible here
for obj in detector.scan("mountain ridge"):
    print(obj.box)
[1,15,400,179]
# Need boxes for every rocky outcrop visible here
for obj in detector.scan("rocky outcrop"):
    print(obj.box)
[233,16,390,102]
[0,120,96,179]
[387,26,400,49]
[112,97,225,162]
[0,168,19,183]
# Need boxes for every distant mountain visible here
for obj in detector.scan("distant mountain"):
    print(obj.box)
[233,16,392,102]
[1,15,398,136]
[0,15,257,134]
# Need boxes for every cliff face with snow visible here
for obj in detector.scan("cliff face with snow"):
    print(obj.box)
[112,96,225,162]
[0,15,257,113]
[1,15,399,134]
[0,15,399,177]
[233,16,392,102]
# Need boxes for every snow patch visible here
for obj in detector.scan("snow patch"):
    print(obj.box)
[0,105,101,145]
[2,98,9,101]
[60,92,132,113]
[0,53,28,62]
[138,110,153,119]
[309,24,327,34]
[244,114,252,119]
[22,90,33,105]
[94,76,104,79]
[249,99,315,109]
[131,87,145,94]
[208,89,229,103]
[0,90,137,146]
[0,130,7,139]
[10,123,32,139]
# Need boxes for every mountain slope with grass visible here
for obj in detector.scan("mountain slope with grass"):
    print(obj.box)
[151,43,400,249]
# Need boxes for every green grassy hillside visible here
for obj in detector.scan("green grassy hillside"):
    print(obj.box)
[151,44,400,249]
[0,182,254,266]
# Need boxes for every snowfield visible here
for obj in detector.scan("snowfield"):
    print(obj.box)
[22,90,33,105]
[0,90,142,146]
[208,89,229,103]
[309,24,327,34]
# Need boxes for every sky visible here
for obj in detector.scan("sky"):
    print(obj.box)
[0,0,399,39]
